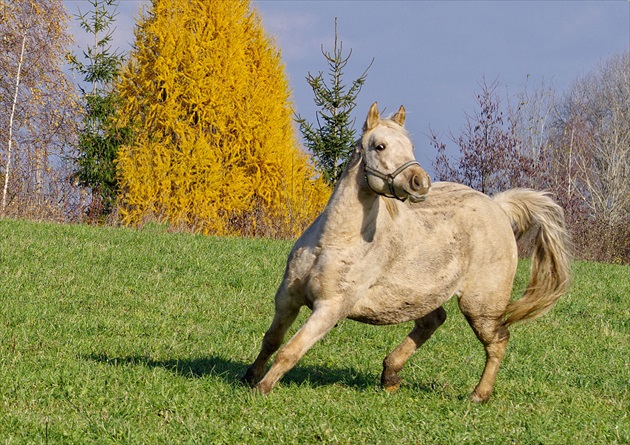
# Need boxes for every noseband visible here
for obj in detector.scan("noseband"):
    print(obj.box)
[364,159,421,201]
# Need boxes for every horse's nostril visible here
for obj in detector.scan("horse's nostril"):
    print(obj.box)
[411,175,422,191]
[410,174,431,194]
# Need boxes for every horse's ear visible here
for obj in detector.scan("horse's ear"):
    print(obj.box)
[363,102,380,132]
[392,105,406,127]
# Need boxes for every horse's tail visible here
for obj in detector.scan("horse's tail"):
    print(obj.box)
[493,189,572,326]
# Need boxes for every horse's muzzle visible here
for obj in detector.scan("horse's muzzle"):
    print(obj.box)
[407,171,431,202]
[364,160,431,202]
[403,166,431,203]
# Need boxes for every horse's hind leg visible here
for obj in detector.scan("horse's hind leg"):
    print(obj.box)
[242,288,301,387]
[381,307,447,392]
[459,304,510,403]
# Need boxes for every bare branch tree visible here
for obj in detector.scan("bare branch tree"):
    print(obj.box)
[549,51,630,261]
[555,54,629,217]
[431,78,530,195]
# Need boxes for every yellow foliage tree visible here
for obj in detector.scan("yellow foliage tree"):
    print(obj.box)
[115,0,330,237]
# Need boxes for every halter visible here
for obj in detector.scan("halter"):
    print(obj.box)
[364,159,421,201]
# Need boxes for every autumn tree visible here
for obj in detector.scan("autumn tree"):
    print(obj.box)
[68,0,129,220]
[0,0,80,219]
[116,0,329,237]
[295,18,372,186]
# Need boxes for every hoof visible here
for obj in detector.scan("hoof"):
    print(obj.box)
[469,391,491,403]
[241,368,259,387]
[381,372,401,391]
[254,381,273,395]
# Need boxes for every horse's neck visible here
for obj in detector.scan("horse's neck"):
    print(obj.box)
[320,163,380,245]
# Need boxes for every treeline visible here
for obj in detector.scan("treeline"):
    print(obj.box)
[1,0,330,238]
[431,52,629,263]
[1,1,627,262]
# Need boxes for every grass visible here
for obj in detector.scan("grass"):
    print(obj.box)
[0,219,628,444]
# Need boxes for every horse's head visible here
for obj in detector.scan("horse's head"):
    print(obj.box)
[360,102,431,203]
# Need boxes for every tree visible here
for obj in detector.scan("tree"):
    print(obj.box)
[430,78,531,195]
[1,17,25,217]
[510,76,556,171]
[430,56,629,263]
[67,0,129,220]
[295,18,372,186]
[115,0,330,237]
[0,0,80,220]
[548,51,629,261]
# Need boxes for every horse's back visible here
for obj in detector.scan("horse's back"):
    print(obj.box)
[418,181,493,210]
[375,182,519,300]
[422,181,517,254]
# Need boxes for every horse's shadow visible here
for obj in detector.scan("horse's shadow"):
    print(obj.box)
[82,353,377,391]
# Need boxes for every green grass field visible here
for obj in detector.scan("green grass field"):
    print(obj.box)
[0,219,628,444]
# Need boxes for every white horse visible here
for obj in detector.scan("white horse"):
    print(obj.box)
[243,103,571,402]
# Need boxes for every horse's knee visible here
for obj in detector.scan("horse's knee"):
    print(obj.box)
[261,331,284,355]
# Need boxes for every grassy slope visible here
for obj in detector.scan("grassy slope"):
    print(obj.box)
[0,219,628,444]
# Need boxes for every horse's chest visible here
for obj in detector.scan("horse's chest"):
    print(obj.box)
[293,247,380,306]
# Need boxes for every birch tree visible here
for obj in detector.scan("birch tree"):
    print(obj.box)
[1,32,24,217]
[0,0,80,219]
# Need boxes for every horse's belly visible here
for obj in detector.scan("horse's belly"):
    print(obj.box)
[346,291,450,325]
[343,249,464,325]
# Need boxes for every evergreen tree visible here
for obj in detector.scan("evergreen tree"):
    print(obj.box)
[116,0,329,237]
[295,19,372,186]
[68,0,129,220]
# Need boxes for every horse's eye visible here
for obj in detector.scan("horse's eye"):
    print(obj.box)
[375,143,386,151]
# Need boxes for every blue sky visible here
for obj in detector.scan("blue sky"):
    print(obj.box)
[63,0,629,169]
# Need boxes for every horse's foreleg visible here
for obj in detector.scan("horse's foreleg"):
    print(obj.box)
[254,301,343,394]
[381,307,447,392]
[463,314,510,403]
[242,291,301,387]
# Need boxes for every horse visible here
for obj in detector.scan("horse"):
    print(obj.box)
[243,102,571,402]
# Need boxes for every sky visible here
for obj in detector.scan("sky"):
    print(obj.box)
[62,0,630,170]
